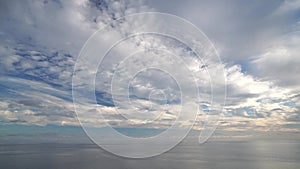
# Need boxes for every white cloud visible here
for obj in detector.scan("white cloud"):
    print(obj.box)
[0,0,149,55]
[0,0,299,133]
[251,30,300,90]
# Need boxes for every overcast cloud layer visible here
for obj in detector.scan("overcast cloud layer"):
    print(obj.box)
[0,0,300,133]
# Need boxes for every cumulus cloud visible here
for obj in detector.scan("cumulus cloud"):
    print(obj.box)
[0,0,150,127]
[146,0,300,132]
[0,0,299,133]
[0,0,148,55]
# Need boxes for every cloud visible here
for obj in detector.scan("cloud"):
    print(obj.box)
[0,0,299,133]
[146,0,287,62]
[251,29,300,90]
[0,0,148,55]
[146,0,300,132]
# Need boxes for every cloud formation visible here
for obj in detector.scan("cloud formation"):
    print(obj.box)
[0,0,299,133]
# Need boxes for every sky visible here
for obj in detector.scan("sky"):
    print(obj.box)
[0,0,300,137]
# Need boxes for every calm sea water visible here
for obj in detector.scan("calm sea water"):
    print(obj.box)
[1,139,299,169]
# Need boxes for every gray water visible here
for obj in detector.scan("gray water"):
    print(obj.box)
[1,139,299,169]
